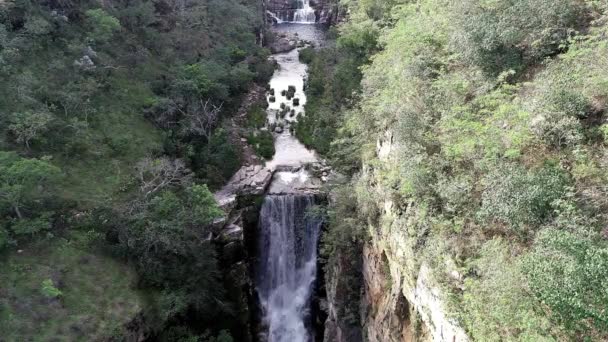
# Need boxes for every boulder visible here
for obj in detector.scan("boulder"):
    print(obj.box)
[269,36,297,54]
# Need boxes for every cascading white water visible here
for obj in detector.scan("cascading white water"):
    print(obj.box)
[256,195,322,342]
[293,0,317,23]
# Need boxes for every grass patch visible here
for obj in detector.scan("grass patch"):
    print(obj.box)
[0,238,145,341]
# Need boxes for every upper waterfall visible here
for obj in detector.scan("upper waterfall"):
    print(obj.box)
[268,0,317,24]
[293,0,317,23]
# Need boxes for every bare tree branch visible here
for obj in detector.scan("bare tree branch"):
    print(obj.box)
[135,157,193,199]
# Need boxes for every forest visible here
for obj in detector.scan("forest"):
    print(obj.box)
[0,0,270,340]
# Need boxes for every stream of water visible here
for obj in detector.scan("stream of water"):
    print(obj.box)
[255,10,326,342]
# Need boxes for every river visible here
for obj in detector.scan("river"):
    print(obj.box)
[255,13,326,342]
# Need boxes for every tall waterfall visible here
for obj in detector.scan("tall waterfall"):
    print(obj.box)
[293,0,317,23]
[256,195,322,342]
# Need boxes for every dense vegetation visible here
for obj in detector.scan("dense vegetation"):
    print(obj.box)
[0,0,272,339]
[307,0,608,340]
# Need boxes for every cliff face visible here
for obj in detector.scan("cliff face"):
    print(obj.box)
[360,131,469,342]
[323,131,469,342]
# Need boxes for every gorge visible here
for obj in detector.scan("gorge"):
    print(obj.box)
[2,0,608,341]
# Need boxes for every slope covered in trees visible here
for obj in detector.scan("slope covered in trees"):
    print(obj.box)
[304,0,608,340]
[0,0,271,340]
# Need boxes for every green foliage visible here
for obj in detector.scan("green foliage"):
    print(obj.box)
[85,9,121,43]
[0,0,268,338]
[194,128,241,189]
[320,184,366,325]
[524,226,608,336]
[0,152,61,247]
[246,104,268,129]
[0,241,144,341]
[298,47,315,64]
[116,184,224,314]
[451,0,586,74]
[247,130,275,160]
[8,110,54,149]
[10,214,53,236]
[478,163,569,229]
[40,279,62,298]
[308,0,608,339]
[460,239,558,341]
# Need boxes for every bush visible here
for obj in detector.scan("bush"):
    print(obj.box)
[298,47,315,64]
[451,0,585,74]
[194,128,241,189]
[460,239,558,341]
[40,279,62,298]
[524,227,608,337]
[531,111,583,148]
[247,131,275,160]
[246,105,267,129]
[478,163,569,229]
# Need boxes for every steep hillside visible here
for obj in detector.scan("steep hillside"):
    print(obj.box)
[299,0,608,341]
[0,0,272,340]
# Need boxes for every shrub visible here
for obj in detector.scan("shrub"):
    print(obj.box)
[298,47,315,64]
[478,163,569,229]
[523,227,608,336]
[85,9,121,43]
[460,239,558,341]
[451,0,585,74]
[41,279,62,298]
[246,105,267,129]
[247,131,275,160]
[531,111,583,148]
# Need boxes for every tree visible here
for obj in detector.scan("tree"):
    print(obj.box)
[8,110,53,149]
[85,9,121,43]
[181,99,223,140]
[0,152,60,220]
[117,184,224,314]
[135,157,192,199]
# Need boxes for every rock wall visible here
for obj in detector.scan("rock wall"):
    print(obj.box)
[323,249,363,342]
[323,131,469,342]
[361,131,468,342]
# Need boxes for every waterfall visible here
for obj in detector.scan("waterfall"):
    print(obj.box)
[269,0,317,24]
[256,195,322,342]
[293,0,317,23]
[267,10,284,24]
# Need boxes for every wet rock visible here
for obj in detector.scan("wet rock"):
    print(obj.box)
[293,98,300,106]
[269,36,297,53]
[269,95,276,103]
